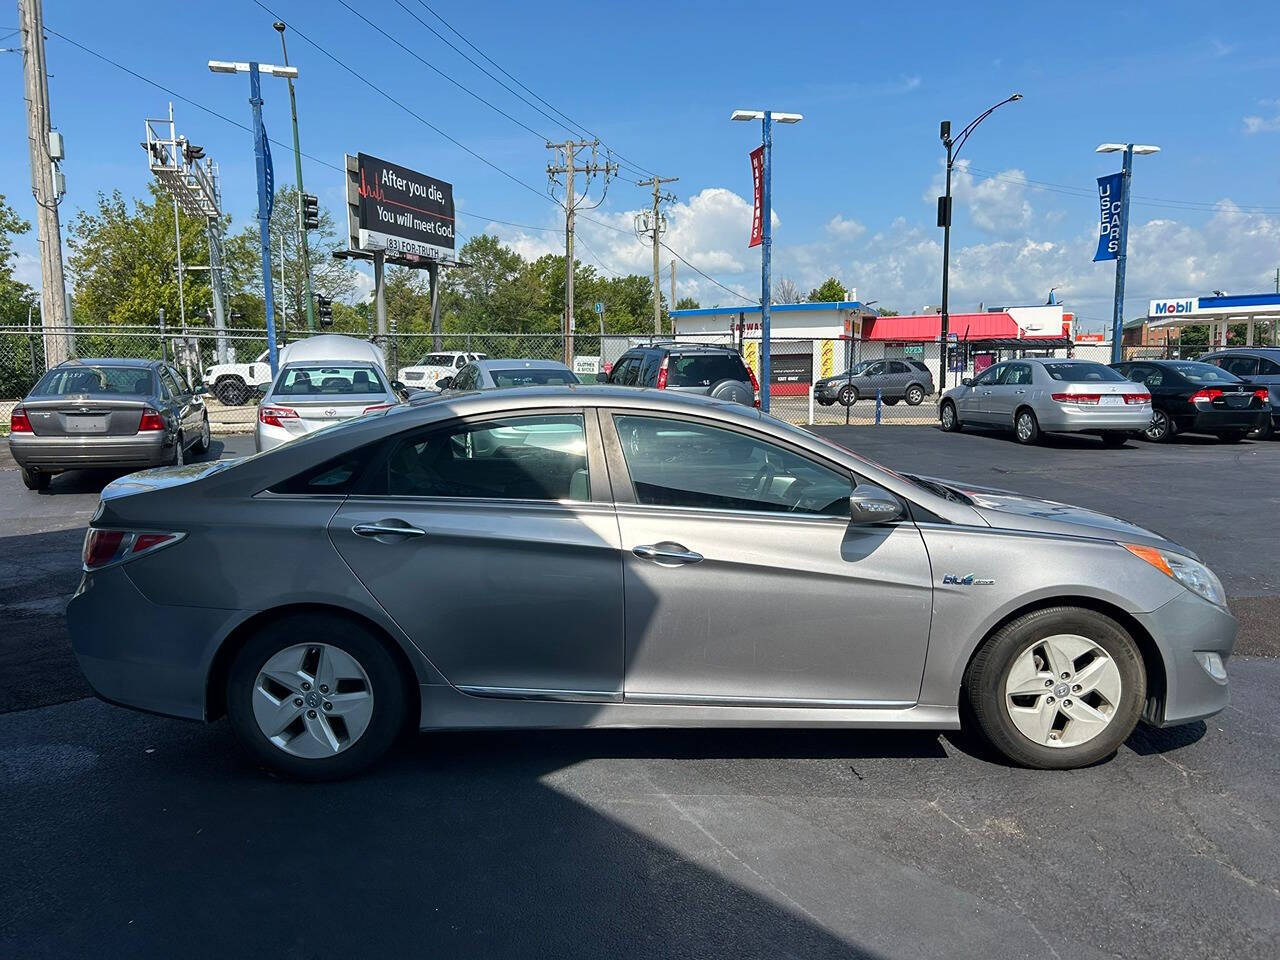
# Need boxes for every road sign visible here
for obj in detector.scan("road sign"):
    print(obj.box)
[594,302,604,315]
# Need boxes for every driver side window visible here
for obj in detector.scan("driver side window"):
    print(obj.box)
[613,415,852,516]
[972,364,1003,387]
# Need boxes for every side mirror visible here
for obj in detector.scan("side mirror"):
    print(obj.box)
[961,377,973,386]
[436,376,453,390]
[848,483,904,525]
[193,383,208,396]
[392,380,406,392]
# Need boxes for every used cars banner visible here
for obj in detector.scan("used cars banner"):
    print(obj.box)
[356,152,456,261]
[1093,171,1123,262]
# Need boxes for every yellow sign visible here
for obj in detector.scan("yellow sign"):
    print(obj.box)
[743,340,759,378]
[819,340,835,378]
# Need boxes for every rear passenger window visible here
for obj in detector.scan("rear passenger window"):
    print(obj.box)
[374,414,589,501]
[1218,356,1258,377]
[1259,358,1280,375]
[666,353,748,387]
[270,449,373,495]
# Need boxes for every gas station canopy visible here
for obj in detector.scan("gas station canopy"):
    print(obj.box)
[1146,292,1280,346]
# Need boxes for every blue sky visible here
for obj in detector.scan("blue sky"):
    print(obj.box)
[3,0,1278,329]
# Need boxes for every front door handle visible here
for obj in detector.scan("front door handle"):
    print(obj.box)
[353,521,427,539]
[633,543,703,565]
[1014,389,1026,394]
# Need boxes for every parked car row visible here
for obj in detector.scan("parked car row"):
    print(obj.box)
[938,353,1276,446]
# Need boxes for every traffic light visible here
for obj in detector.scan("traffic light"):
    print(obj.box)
[302,193,320,231]
[183,143,205,165]
[316,295,333,326]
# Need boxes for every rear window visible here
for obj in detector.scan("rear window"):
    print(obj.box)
[276,365,387,396]
[489,367,580,388]
[32,366,154,396]
[666,353,748,387]
[1043,362,1125,383]
[1167,362,1240,384]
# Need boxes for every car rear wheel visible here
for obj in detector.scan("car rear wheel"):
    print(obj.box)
[1100,431,1131,448]
[1251,417,1275,440]
[905,384,925,406]
[214,378,248,406]
[963,606,1145,769]
[817,397,834,406]
[21,466,50,491]
[838,385,858,406]
[226,614,408,780]
[1143,409,1175,442]
[1014,407,1041,444]
[939,400,961,432]
[1216,429,1249,443]
[883,397,899,406]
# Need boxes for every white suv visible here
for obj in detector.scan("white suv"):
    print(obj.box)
[397,351,487,391]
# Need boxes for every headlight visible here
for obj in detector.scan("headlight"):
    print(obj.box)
[1122,543,1227,608]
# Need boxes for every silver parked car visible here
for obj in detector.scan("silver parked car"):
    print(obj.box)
[68,387,1233,779]
[255,360,398,452]
[940,358,1151,445]
[815,358,935,407]
[9,358,210,490]
[438,358,580,392]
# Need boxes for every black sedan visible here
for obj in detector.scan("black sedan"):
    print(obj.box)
[1112,359,1269,443]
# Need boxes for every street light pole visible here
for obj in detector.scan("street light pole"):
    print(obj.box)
[1096,142,1159,363]
[274,22,315,332]
[732,108,803,413]
[938,93,1022,390]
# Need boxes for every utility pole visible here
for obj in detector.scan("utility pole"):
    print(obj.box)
[273,22,315,331]
[636,175,678,336]
[18,0,69,365]
[670,259,676,314]
[547,139,616,364]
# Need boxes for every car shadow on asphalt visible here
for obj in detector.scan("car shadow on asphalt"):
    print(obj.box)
[934,425,1260,450]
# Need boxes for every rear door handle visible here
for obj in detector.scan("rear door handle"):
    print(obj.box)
[633,543,703,565]
[353,521,427,539]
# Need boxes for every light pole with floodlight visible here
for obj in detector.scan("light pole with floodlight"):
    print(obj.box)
[731,108,802,413]
[1096,142,1160,363]
[937,94,1022,389]
[208,59,298,376]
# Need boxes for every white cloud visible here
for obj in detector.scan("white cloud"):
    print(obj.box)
[825,215,866,239]
[1243,99,1280,134]
[927,159,1033,235]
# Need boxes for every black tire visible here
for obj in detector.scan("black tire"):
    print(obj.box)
[214,378,247,406]
[168,431,185,467]
[1143,409,1176,443]
[838,384,858,406]
[905,384,925,406]
[1252,417,1275,441]
[21,466,50,491]
[192,414,210,455]
[226,613,409,781]
[883,397,899,406]
[939,400,962,432]
[816,398,834,407]
[963,606,1145,769]
[1014,407,1041,444]
[1216,429,1249,443]
[1100,431,1131,448]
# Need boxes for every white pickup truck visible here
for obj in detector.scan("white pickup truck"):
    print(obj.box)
[203,350,275,406]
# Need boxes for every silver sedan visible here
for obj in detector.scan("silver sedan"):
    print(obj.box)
[939,358,1152,445]
[68,386,1232,778]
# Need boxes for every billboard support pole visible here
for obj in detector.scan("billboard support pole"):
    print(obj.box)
[428,261,443,352]
[373,248,386,347]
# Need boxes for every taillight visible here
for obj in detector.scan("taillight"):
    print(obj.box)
[1189,388,1223,403]
[1123,393,1151,404]
[745,364,761,408]
[362,403,394,415]
[1051,393,1101,404]
[259,405,298,428]
[1253,387,1270,402]
[82,529,184,571]
[9,405,32,432]
[137,407,167,431]
[655,358,669,390]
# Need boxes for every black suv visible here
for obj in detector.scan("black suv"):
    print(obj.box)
[604,343,758,407]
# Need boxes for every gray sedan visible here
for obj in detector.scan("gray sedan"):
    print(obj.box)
[940,358,1151,445]
[9,358,209,490]
[68,386,1233,779]
[438,358,580,392]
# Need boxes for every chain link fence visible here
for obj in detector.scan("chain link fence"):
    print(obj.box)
[0,323,1237,433]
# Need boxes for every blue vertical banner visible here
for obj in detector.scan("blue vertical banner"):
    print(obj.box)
[261,124,275,222]
[1093,172,1123,262]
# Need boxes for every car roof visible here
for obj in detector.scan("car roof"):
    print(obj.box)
[623,342,740,354]
[280,359,381,368]
[1201,347,1280,357]
[471,358,572,371]
[56,357,156,368]
[404,383,745,416]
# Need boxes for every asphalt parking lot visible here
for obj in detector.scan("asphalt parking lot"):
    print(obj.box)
[2,426,1278,959]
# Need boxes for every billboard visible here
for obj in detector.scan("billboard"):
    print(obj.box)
[347,153,455,262]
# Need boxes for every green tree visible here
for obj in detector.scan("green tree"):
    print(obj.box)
[807,277,848,303]
[675,296,701,310]
[67,183,213,326]
[876,306,899,316]
[0,194,35,326]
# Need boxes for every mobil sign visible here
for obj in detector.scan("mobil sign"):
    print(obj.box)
[1150,298,1198,317]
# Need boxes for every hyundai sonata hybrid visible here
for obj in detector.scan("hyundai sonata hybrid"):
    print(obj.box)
[67,386,1234,779]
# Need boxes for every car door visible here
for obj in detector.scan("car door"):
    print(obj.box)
[156,366,193,440]
[329,410,624,698]
[885,360,912,398]
[987,362,1030,424]
[604,411,933,704]
[959,363,1003,421]
[166,365,202,436]
[860,360,889,397]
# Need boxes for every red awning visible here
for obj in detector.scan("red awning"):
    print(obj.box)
[862,312,1019,342]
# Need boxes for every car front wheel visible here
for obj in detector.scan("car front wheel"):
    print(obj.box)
[226,613,408,780]
[963,606,1145,769]
[838,385,858,406]
[939,401,961,432]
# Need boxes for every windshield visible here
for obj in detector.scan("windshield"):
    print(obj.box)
[833,360,874,378]
[1168,362,1241,384]
[489,367,580,388]
[418,354,455,367]
[1043,361,1126,383]
[273,364,388,397]
[667,353,748,387]
[32,365,154,396]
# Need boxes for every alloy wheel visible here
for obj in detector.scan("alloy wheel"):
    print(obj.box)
[906,386,924,405]
[1145,411,1169,441]
[252,643,375,759]
[1004,634,1122,748]
[1016,412,1035,442]
[940,404,956,430]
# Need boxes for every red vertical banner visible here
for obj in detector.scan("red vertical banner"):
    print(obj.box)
[748,145,764,248]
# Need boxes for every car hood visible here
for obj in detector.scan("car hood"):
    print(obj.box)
[927,477,1191,557]
[99,460,237,501]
